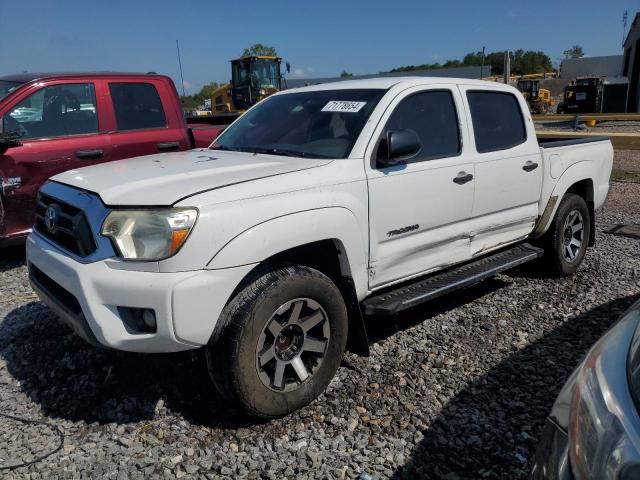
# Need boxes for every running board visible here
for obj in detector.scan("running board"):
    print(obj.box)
[362,243,544,316]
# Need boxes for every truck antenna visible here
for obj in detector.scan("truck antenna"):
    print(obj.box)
[176,40,186,97]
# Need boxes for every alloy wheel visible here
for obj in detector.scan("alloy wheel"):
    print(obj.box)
[255,298,330,392]
[562,209,584,262]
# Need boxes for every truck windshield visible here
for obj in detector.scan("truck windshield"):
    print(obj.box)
[517,81,532,92]
[0,81,22,101]
[212,89,386,159]
[251,59,280,88]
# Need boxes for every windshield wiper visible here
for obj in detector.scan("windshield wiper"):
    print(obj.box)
[241,147,331,159]
[211,144,332,159]
[209,144,241,152]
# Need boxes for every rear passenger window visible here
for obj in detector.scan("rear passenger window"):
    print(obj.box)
[381,90,460,162]
[467,91,526,153]
[109,83,166,131]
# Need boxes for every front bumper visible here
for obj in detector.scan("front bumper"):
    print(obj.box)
[26,231,255,353]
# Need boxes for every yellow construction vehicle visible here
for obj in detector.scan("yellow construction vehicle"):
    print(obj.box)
[517,79,555,114]
[210,55,284,115]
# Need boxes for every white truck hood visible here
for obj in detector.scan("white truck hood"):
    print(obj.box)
[52,149,332,206]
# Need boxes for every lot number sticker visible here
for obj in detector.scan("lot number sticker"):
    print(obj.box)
[322,101,367,113]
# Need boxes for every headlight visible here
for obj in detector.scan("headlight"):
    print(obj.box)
[568,305,640,480]
[101,209,197,261]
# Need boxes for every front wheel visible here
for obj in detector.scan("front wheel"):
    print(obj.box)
[541,193,590,276]
[206,265,348,418]
[537,101,549,114]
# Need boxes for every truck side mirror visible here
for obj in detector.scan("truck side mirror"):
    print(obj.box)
[0,121,23,154]
[0,137,22,154]
[377,129,421,167]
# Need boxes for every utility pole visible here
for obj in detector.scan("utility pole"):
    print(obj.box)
[480,46,486,79]
[503,51,511,84]
[176,40,186,97]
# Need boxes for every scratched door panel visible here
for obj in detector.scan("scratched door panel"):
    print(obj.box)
[367,159,475,288]
[364,85,476,289]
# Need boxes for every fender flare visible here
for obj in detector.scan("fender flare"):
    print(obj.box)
[207,207,370,301]
[531,161,595,238]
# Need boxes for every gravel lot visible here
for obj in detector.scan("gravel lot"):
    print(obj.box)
[1,181,639,479]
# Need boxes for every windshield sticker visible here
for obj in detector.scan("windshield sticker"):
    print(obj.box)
[321,101,367,113]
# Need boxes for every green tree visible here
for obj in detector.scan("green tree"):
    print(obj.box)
[180,81,220,112]
[241,43,278,57]
[387,49,553,75]
[198,82,220,98]
[462,51,484,66]
[563,45,584,59]
[485,51,507,75]
[512,51,553,74]
[340,70,354,77]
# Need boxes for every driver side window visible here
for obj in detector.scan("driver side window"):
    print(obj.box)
[2,83,98,140]
[377,90,461,164]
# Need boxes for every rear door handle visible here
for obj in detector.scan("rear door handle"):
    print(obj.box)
[453,171,474,185]
[522,161,539,172]
[75,149,104,159]
[157,141,180,151]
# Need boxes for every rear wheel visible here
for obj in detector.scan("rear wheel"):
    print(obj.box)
[541,193,590,276]
[206,265,348,418]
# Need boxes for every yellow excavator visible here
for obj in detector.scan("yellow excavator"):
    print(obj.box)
[517,79,555,114]
[210,55,284,116]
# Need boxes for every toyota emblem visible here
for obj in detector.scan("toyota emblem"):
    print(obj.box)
[44,205,60,234]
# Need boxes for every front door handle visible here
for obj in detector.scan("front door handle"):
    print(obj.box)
[453,171,474,185]
[522,161,539,172]
[75,149,104,159]
[157,141,180,151]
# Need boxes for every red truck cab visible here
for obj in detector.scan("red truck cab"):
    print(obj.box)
[0,72,223,246]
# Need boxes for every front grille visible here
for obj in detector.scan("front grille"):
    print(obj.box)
[34,193,97,257]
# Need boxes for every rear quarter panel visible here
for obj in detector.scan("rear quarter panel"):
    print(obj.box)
[533,139,613,236]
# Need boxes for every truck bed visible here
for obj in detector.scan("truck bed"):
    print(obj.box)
[537,136,611,149]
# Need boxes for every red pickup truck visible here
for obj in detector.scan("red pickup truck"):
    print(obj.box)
[0,72,224,246]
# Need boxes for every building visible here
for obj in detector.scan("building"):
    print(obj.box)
[559,55,623,79]
[624,12,640,112]
[285,65,491,89]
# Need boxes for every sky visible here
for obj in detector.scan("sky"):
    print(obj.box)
[0,0,638,95]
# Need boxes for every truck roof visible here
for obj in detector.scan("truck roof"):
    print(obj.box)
[0,72,168,83]
[284,76,515,93]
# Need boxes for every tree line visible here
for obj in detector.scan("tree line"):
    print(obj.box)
[180,82,219,112]
[388,49,556,76]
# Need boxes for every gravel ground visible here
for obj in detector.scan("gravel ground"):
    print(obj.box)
[1,182,639,479]
[613,150,640,174]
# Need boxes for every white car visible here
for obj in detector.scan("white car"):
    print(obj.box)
[26,77,613,417]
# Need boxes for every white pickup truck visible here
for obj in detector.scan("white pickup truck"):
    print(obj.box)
[26,77,613,417]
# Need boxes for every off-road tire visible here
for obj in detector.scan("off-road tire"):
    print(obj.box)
[537,101,549,114]
[206,265,348,418]
[541,193,590,277]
